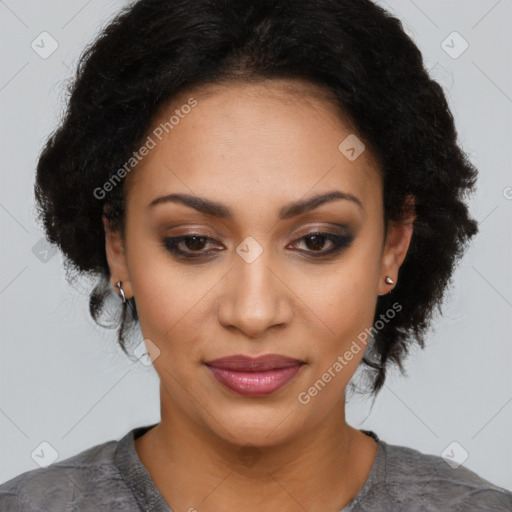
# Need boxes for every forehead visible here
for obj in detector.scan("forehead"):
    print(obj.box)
[124,79,382,217]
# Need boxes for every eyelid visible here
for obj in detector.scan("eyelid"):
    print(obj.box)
[163,222,351,243]
[289,223,351,238]
[162,227,225,246]
[162,225,354,262]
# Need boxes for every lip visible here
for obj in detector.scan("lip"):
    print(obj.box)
[204,354,305,396]
[205,354,305,371]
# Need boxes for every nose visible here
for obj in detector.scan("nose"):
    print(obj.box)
[217,242,294,339]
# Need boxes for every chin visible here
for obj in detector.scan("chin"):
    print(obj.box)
[205,406,307,449]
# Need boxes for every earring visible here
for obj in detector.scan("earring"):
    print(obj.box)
[385,276,394,285]
[116,281,126,304]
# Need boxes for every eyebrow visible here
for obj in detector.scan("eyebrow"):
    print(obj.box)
[147,190,364,219]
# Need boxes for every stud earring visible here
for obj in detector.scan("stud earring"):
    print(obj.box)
[116,281,126,304]
[385,276,394,285]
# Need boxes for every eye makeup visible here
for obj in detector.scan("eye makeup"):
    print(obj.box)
[160,225,355,262]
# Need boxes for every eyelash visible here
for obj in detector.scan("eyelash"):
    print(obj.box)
[161,231,354,260]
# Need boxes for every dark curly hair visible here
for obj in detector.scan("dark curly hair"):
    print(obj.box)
[33,0,478,397]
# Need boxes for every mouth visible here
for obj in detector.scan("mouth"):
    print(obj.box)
[204,354,306,397]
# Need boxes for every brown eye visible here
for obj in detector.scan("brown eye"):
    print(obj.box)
[162,230,354,262]
[303,233,330,251]
[182,235,208,251]
[290,231,354,258]
[162,234,221,258]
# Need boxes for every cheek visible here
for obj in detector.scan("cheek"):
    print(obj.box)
[305,259,379,332]
[296,276,378,407]
[123,223,202,348]
[134,272,209,355]
[308,280,377,379]
[297,245,381,372]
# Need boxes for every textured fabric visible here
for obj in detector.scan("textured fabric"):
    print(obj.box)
[1,423,511,511]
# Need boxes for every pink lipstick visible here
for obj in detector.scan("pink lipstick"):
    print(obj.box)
[204,354,305,396]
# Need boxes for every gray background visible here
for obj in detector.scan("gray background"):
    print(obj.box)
[1,0,511,492]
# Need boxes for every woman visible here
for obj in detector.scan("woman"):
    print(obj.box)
[1,0,511,510]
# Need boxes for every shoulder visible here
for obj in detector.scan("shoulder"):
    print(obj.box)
[375,440,512,511]
[0,438,132,511]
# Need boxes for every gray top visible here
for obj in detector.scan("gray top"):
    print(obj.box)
[1,423,511,511]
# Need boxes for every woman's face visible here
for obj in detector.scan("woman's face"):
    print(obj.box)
[105,79,413,447]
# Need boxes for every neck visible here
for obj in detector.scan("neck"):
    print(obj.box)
[134,384,378,512]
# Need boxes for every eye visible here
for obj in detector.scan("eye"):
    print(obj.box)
[162,229,354,261]
[289,231,354,257]
[162,234,222,259]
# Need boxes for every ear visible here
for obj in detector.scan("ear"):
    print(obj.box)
[102,214,133,300]
[377,194,416,296]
